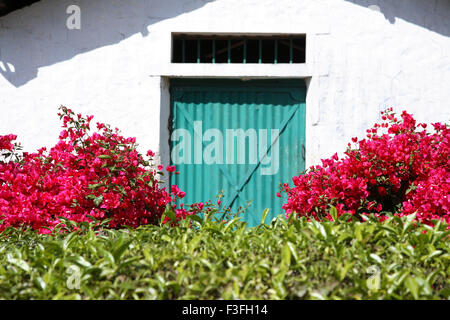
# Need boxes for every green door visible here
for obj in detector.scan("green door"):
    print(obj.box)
[170,79,306,226]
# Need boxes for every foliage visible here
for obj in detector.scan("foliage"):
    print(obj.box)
[0,213,448,300]
[0,107,192,233]
[282,109,449,227]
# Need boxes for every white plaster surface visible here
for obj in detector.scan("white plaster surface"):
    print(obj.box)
[0,0,449,169]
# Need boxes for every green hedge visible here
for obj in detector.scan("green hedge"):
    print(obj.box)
[0,213,448,299]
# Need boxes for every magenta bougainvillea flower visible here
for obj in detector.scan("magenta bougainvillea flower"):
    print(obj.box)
[282,109,449,228]
[0,106,193,233]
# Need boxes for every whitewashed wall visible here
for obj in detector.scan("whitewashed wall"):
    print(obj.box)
[0,0,449,168]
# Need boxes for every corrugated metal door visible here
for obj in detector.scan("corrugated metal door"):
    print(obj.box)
[170,79,306,226]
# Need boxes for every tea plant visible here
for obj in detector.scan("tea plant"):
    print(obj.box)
[0,213,448,300]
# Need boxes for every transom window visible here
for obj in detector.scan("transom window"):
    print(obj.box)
[172,34,306,64]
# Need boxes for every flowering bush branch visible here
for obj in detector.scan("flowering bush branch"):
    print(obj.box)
[0,106,192,233]
[282,109,449,227]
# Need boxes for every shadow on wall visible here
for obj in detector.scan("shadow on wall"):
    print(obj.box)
[0,0,214,87]
[345,0,450,37]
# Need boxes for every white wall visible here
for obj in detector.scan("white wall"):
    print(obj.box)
[0,0,449,168]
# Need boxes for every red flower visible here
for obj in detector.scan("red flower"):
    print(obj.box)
[166,165,176,173]
[0,107,190,233]
[377,186,387,197]
[281,109,449,227]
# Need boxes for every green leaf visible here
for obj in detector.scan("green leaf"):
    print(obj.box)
[405,183,416,195]
[71,255,92,268]
[188,214,204,224]
[405,276,419,299]
[285,242,299,263]
[312,219,327,240]
[93,195,104,207]
[337,262,354,281]
[422,250,442,263]
[99,247,115,265]
[261,208,270,225]
[162,206,177,225]
[97,155,112,159]
[6,254,31,273]
[112,239,132,261]
[369,253,383,264]
[281,243,292,268]
[63,231,78,251]
[329,206,338,222]
[88,183,104,190]
[34,277,46,291]
[354,223,363,242]
[338,212,352,222]
[224,217,241,232]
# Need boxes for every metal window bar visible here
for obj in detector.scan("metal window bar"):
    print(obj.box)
[289,38,293,64]
[274,39,278,64]
[258,39,262,64]
[197,39,201,63]
[243,38,247,64]
[227,39,231,63]
[212,37,216,63]
[182,38,185,63]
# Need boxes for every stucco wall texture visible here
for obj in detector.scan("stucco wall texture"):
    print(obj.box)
[0,0,449,169]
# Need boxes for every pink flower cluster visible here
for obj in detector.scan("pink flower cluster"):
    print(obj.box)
[0,107,191,233]
[282,109,449,227]
[0,134,16,151]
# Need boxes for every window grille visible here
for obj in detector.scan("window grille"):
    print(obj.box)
[172,34,306,64]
